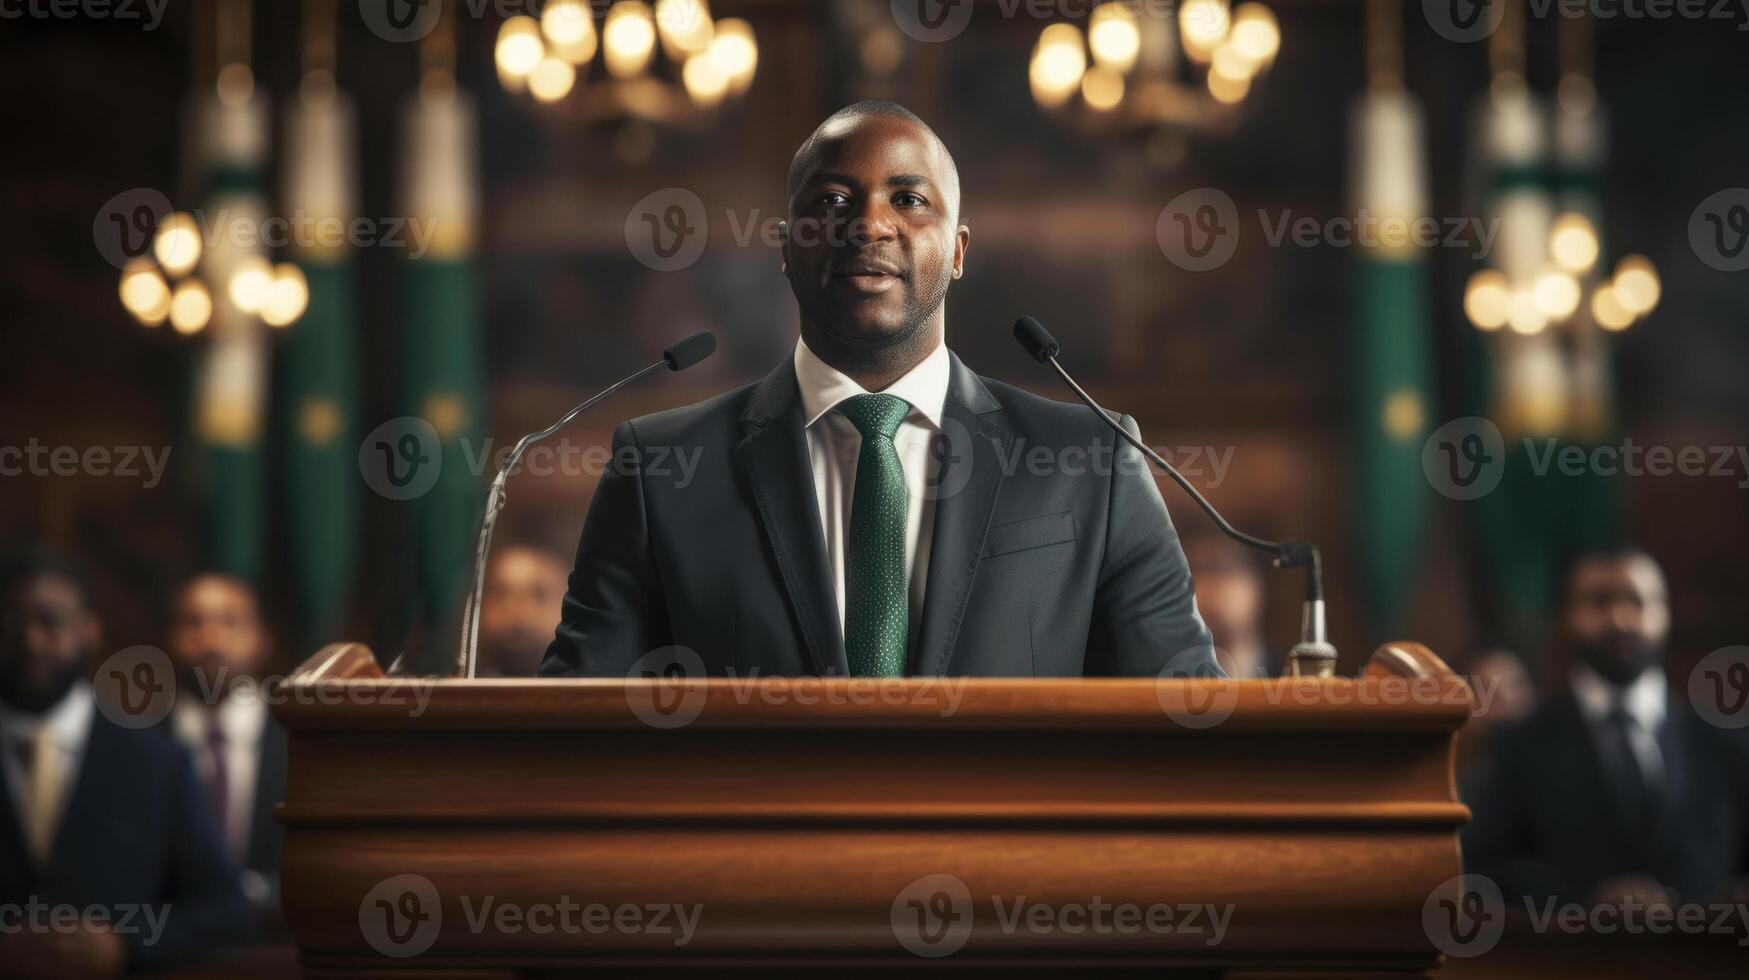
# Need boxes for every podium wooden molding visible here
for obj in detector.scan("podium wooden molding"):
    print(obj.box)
[274,644,1471,976]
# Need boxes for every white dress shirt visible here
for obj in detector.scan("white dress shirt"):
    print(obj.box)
[794,337,951,657]
[173,691,267,863]
[1570,663,1668,787]
[0,682,94,861]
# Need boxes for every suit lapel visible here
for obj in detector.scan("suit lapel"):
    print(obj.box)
[734,361,846,676]
[914,354,1009,676]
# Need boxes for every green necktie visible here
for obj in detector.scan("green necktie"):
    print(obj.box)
[838,393,912,677]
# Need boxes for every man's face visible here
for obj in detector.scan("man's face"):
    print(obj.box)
[0,574,99,714]
[479,548,569,677]
[168,576,269,695]
[783,114,968,349]
[1563,555,1669,686]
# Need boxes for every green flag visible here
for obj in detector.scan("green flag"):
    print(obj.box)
[1349,88,1435,637]
[188,88,271,583]
[400,86,485,673]
[278,89,362,644]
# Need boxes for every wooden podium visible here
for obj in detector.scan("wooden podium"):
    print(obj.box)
[273,644,1471,977]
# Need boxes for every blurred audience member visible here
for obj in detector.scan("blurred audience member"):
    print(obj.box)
[1454,647,1535,785]
[0,553,250,977]
[477,540,571,678]
[1181,529,1272,678]
[1463,548,1749,907]
[164,572,285,924]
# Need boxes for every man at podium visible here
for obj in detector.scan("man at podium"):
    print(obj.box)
[542,102,1217,680]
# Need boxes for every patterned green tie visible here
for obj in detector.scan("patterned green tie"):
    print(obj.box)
[838,393,912,677]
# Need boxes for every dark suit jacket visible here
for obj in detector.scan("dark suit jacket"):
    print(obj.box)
[543,351,1218,678]
[0,708,253,970]
[1462,687,1749,903]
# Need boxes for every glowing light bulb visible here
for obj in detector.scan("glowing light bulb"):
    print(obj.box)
[261,264,308,327]
[1180,0,1232,64]
[707,17,756,93]
[496,16,545,78]
[1031,24,1086,109]
[119,259,171,326]
[656,0,714,59]
[528,56,577,102]
[1592,284,1634,331]
[1612,255,1661,315]
[153,212,202,277]
[1464,269,1510,330]
[1549,212,1599,274]
[541,0,598,63]
[169,279,212,334]
[604,2,657,79]
[683,52,729,106]
[1088,3,1140,74]
[228,256,272,314]
[1534,270,1581,319]
[1229,4,1280,66]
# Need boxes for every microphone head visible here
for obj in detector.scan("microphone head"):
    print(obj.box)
[1013,316,1060,363]
[663,331,717,371]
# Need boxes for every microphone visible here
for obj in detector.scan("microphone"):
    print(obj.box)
[1012,316,1336,677]
[456,331,718,678]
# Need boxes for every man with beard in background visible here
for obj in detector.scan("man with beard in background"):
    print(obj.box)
[1463,547,1749,908]
[0,553,250,977]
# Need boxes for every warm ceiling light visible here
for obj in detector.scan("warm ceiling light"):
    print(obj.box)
[1087,3,1140,74]
[528,56,577,102]
[1549,212,1599,274]
[604,2,658,79]
[1612,255,1661,315]
[541,0,598,63]
[496,16,545,78]
[707,17,757,93]
[1081,65,1125,111]
[261,264,309,328]
[169,279,212,334]
[1180,0,1232,64]
[1534,270,1581,320]
[1506,286,1548,335]
[1464,269,1510,331]
[1591,284,1635,331]
[119,259,171,326]
[153,212,202,277]
[1031,23,1086,108]
[1229,4,1280,66]
[227,256,273,314]
[683,51,729,106]
[656,0,714,59]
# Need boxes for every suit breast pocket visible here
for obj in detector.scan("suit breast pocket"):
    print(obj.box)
[981,510,1077,558]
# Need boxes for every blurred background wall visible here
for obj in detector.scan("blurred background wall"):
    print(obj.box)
[1,0,1744,678]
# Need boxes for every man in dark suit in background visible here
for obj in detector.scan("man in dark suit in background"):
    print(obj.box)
[0,554,251,977]
[1463,548,1749,906]
[543,101,1216,679]
[477,541,571,678]
[164,572,287,926]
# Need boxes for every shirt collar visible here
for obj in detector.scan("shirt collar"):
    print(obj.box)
[174,687,268,745]
[0,681,95,752]
[1570,662,1667,731]
[793,336,950,431]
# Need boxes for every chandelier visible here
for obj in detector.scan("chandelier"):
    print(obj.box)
[1029,0,1280,143]
[494,0,757,123]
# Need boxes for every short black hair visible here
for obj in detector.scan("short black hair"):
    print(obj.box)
[1557,545,1663,605]
[0,548,93,609]
[784,100,961,222]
